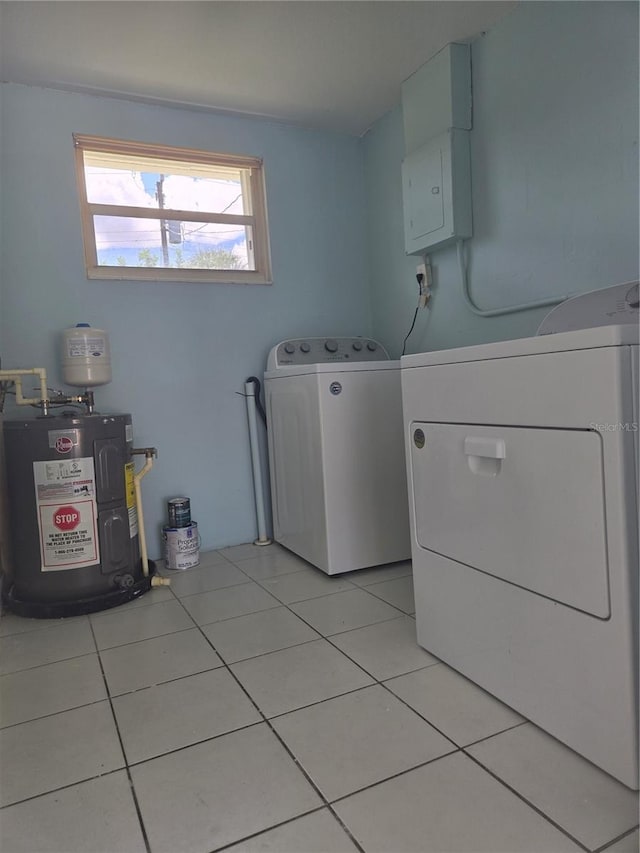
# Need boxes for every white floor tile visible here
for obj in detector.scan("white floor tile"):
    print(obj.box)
[90,599,194,650]
[290,588,402,636]
[346,561,413,587]
[467,723,640,850]
[194,548,232,568]
[201,606,320,663]
[100,628,222,696]
[0,618,95,675]
[1,653,106,728]
[113,668,261,764]
[272,684,455,800]
[220,542,287,562]
[0,770,147,853]
[365,575,415,614]
[234,549,313,580]
[334,752,582,852]
[231,639,373,717]
[161,560,250,598]
[0,612,87,638]
[331,616,437,680]
[225,809,360,852]
[88,586,174,613]
[385,663,524,746]
[131,723,321,853]
[180,582,280,626]
[258,570,355,603]
[0,701,124,807]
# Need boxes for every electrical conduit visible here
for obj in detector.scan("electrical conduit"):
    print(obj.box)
[457,240,567,317]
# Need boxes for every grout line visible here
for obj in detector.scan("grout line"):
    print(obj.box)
[0,695,111,731]
[322,611,407,638]
[594,825,640,853]
[206,806,330,853]
[457,718,530,750]
[173,579,254,601]
[461,749,595,853]
[0,648,98,681]
[0,767,125,812]
[124,719,266,769]
[163,592,363,848]
[107,662,225,698]
[328,748,462,807]
[95,623,198,653]
[95,624,195,654]
[220,636,322,667]
[89,619,153,853]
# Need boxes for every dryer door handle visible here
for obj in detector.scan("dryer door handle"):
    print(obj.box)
[464,436,506,460]
[464,436,505,476]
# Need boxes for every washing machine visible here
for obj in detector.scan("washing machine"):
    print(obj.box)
[264,337,411,575]
[401,281,639,789]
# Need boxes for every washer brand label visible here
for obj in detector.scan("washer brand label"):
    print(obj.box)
[329,381,342,396]
[33,457,99,571]
[49,429,80,453]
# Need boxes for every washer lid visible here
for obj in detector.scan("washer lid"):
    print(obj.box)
[265,360,399,380]
[537,281,639,335]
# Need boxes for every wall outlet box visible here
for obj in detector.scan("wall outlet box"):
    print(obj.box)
[402,129,472,255]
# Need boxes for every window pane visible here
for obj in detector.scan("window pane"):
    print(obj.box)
[84,163,247,216]
[93,216,252,270]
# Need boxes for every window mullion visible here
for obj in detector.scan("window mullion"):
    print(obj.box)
[88,203,254,227]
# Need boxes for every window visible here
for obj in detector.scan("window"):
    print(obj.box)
[73,134,272,284]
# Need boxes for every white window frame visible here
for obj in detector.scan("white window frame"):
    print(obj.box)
[73,134,272,285]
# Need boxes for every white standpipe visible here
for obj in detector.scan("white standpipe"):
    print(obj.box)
[131,448,170,585]
[244,381,272,546]
[0,368,48,406]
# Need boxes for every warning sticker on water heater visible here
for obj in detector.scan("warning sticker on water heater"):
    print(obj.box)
[33,457,100,571]
[124,462,138,539]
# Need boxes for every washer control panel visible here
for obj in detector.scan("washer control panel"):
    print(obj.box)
[268,337,390,369]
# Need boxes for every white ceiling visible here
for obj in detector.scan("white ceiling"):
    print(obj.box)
[0,1,515,136]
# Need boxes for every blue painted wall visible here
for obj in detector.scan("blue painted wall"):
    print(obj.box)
[2,1,638,554]
[364,1,639,356]
[0,84,370,553]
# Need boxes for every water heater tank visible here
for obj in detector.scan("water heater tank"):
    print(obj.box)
[61,324,112,387]
[2,413,149,618]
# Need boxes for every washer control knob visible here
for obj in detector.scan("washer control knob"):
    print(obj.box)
[324,339,338,353]
[366,341,378,352]
[284,342,295,355]
[352,341,363,351]
[300,342,311,353]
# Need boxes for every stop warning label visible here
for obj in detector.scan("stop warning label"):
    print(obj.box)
[33,458,99,571]
[53,506,81,531]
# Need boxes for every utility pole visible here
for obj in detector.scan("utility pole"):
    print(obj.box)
[156,176,169,267]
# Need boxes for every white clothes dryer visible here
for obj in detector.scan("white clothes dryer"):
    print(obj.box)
[401,282,639,788]
[265,337,410,575]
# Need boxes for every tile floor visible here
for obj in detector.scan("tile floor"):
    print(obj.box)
[0,543,638,853]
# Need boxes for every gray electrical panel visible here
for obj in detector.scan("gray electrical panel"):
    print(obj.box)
[401,43,473,255]
[402,129,472,255]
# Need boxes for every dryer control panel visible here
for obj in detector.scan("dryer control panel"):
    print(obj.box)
[537,281,639,335]
[267,338,390,370]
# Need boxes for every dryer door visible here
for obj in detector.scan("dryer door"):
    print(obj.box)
[409,422,609,617]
